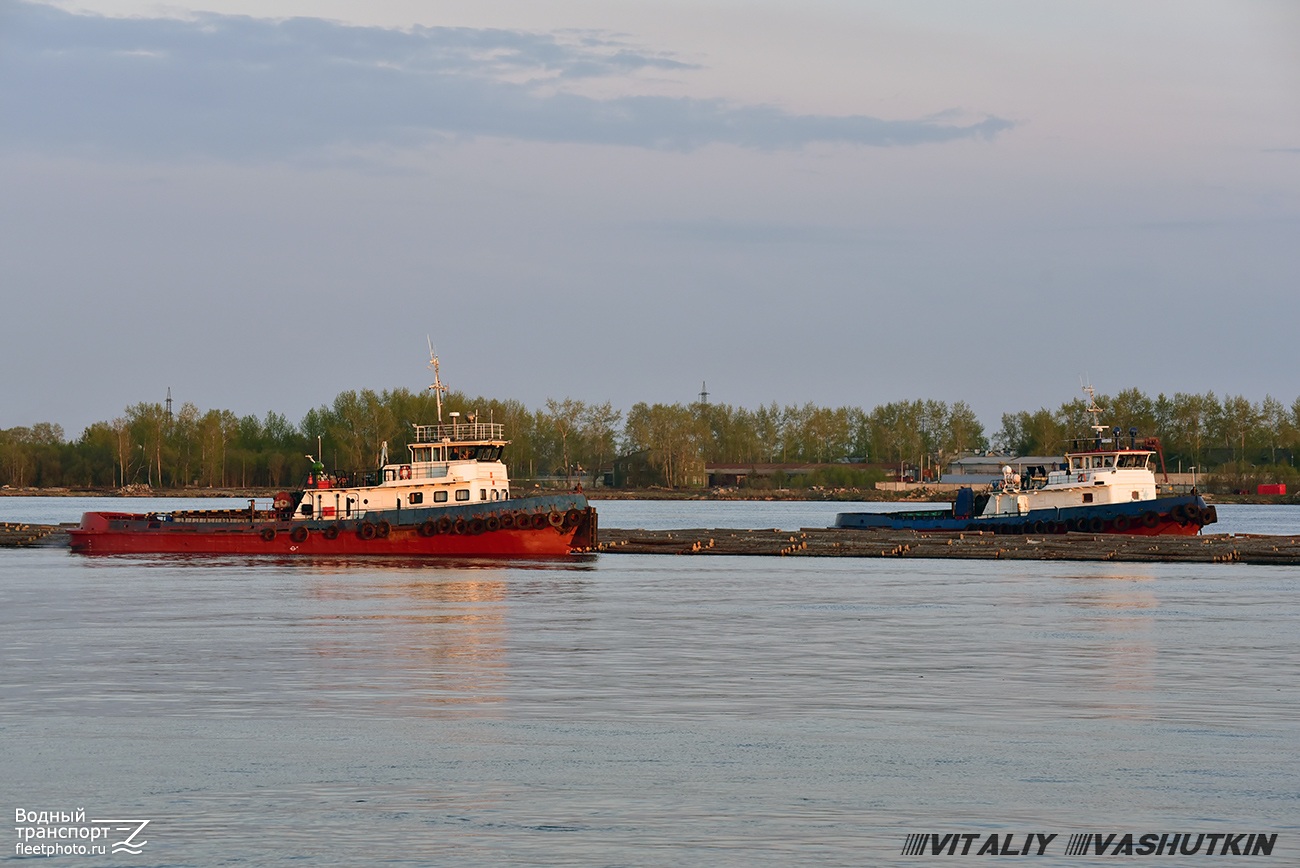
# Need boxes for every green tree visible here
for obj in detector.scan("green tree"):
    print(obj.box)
[623,402,705,487]
[995,408,1061,455]
[543,398,586,483]
[1167,392,1218,467]
[580,401,622,485]
[172,402,200,487]
[1218,395,1260,464]
[1106,388,1158,445]
[73,423,117,487]
[1259,395,1289,465]
[125,402,168,486]
[942,401,986,457]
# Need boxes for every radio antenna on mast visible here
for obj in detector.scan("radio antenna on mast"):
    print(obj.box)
[428,336,448,423]
[1080,377,1106,442]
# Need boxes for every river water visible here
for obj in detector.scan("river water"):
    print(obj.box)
[2,498,1297,865]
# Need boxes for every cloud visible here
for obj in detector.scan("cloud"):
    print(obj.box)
[0,0,1013,161]
[635,218,868,246]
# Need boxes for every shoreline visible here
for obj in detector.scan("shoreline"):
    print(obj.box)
[0,486,1293,506]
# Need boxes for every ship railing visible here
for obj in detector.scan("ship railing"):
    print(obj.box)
[167,508,279,522]
[412,422,506,443]
[993,477,1052,493]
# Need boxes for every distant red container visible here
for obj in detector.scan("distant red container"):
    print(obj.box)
[1257,483,1287,495]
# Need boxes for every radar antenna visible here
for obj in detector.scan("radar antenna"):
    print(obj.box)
[428,336,448,423]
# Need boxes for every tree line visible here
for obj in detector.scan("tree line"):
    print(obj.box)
[2,387,1298,490]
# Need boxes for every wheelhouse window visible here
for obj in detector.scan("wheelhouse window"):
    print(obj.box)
[447,445,503,462]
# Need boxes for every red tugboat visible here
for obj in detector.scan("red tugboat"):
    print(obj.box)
[69,352,597,557]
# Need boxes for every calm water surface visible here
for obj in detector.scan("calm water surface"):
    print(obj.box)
[2,498,1297,865]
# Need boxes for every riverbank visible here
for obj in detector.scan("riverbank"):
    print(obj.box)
[0,485,913,502]
[2,485,1296,505]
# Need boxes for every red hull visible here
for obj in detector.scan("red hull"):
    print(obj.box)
[69,500,597,558]
[1104,520,1202,537]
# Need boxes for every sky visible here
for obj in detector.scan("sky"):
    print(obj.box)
[3,0,1299,439]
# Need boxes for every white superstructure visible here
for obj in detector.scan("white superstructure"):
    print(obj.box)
[291,349,512,523]
[979,385,1162,518]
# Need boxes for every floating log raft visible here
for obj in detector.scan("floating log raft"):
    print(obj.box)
[598,527,1300,565]
[0,522,69,548]
[7,520,1298,564]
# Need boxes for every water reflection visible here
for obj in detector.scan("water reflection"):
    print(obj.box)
[7,550,598,720]
[291,558,591,717]
[1064,571,1158,719]
[303,575,510,714]
[77,552,596,573]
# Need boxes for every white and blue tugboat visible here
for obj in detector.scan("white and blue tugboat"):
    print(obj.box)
[835,387,1216,536]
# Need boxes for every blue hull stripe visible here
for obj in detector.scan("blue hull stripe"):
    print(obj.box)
[835,494,1210,531]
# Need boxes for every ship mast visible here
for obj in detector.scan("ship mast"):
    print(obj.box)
[428,337,448,423]
[1083,383,1107,444]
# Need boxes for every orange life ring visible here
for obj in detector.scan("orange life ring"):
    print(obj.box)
[399,465,412,480]
[1076,473,1085,483]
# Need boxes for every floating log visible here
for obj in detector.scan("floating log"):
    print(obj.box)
[0,522,68,548]
[597,527,1300,565]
